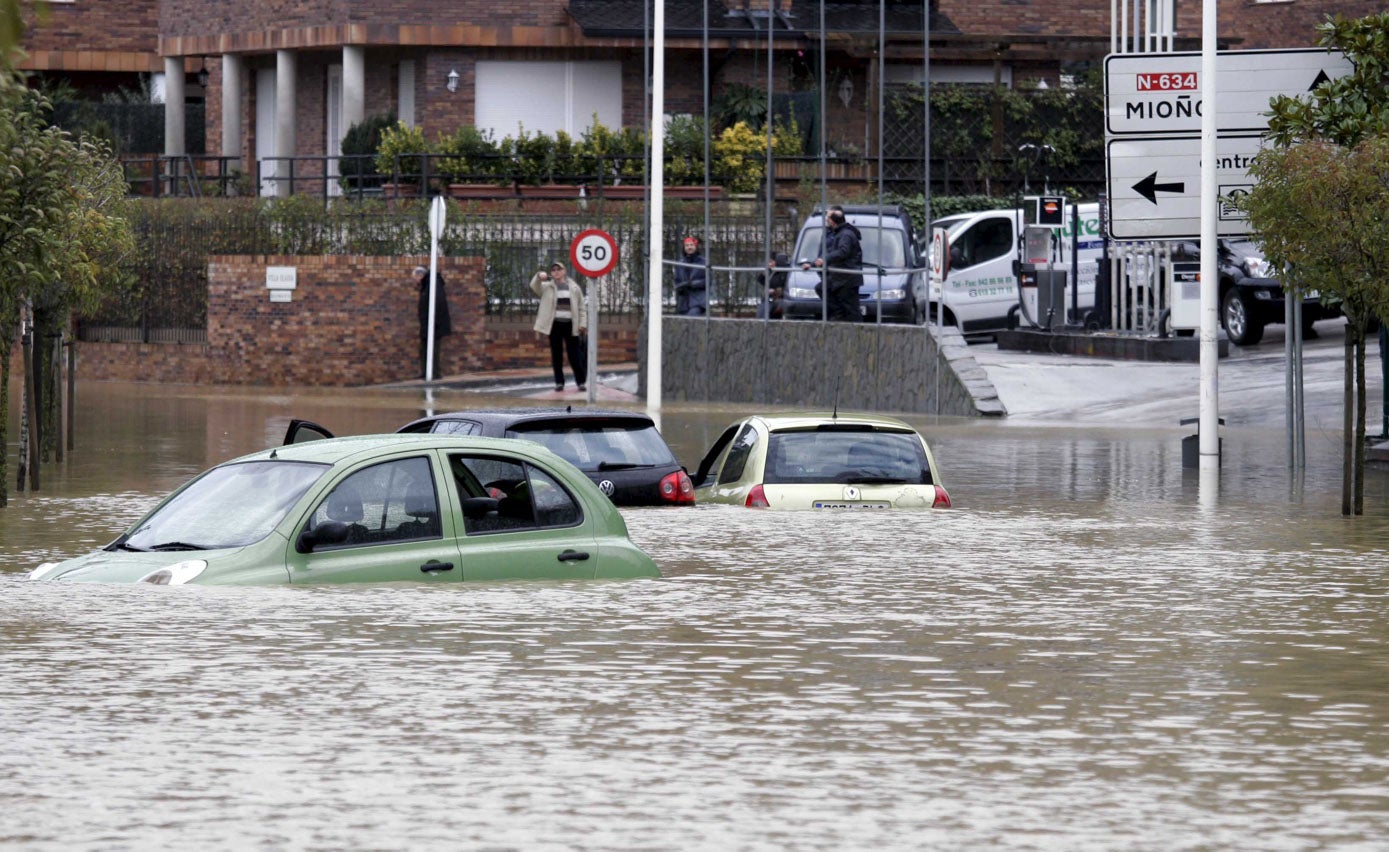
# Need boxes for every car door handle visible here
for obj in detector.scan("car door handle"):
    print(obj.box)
[420,561,455,573]
[556,550,590,562]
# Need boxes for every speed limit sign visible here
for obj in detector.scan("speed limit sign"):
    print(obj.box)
[569,228,619,278]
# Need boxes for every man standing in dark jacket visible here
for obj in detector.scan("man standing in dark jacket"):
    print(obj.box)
[803,207,862,322]
[673,235,709,316]
[415,265,453,380]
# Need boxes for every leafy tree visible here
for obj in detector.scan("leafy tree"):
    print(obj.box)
[1,1,45,67]
[1239,11,1389,515]
[0,73,134,504]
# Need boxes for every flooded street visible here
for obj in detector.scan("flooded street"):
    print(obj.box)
[3,378,1389,849]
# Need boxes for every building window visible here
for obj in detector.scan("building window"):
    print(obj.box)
[474,61,622,138]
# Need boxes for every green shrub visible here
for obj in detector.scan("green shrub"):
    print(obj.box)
[438,124,505,185]
[511,126,556,185]
[374,121,433,186]
[339,113,395,190]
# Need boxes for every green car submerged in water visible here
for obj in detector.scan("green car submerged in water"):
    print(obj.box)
[30,434,660,585]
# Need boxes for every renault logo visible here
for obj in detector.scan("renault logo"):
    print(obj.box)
[599,480,615,496]
[843,486,860,500]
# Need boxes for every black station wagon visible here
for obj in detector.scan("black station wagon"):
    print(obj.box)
[286,408,694,508]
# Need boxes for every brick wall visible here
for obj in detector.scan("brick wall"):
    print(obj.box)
[71,255,639,387]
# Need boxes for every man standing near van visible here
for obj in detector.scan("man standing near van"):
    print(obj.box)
[804,207,862,322]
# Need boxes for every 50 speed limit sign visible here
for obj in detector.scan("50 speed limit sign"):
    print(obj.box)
[569,228,619,278]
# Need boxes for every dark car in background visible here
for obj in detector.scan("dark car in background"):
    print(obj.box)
[287,408,694,507]
[781,205,928,324]
[1170,238,1340,346]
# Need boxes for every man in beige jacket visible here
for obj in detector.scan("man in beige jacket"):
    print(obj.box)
[530,261,588,392]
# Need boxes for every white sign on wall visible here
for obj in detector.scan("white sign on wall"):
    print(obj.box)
[266,266,297,290]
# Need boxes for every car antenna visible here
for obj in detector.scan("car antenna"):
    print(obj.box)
[833,373,840,419]
[270,447,278,459]
[566,405,572,414]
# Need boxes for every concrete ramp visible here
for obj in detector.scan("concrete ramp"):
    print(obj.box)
[642,317,1004,417]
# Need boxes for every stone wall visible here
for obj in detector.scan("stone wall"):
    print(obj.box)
[70,254,638,387]
[641,317,1003,418]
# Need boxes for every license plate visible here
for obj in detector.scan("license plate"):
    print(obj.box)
[814,501,890,509]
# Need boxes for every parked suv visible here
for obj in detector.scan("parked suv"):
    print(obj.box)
[782,205,927,323]
[1170,239,1340,345]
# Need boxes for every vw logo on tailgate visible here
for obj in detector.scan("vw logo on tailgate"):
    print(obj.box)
[598,479,615,496]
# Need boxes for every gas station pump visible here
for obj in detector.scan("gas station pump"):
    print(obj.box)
[1015,195,1067,330]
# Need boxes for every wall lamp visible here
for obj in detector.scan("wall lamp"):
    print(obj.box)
[837,75,853,108]
[446,68,459,93]
[196,59,210,89]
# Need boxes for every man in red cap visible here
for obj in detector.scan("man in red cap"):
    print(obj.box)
[673,235,708,316]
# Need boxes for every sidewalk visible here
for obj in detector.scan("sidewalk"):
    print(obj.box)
[379,362,642,403]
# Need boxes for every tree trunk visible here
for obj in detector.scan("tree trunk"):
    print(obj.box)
[1342,332,1353,516]
[0,333,9,507]
[1355,320,1367,515]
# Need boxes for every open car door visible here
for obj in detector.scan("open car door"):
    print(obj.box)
[282,419,335,445]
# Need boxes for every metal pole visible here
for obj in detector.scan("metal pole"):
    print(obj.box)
[647,0,666,410]
[587,286,598,405]
[702,0,711,320]
[763,0,775,322]
[1197,0,1220,474]
[818,0,828,322]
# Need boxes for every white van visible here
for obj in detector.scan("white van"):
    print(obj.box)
[929,202,1103,334]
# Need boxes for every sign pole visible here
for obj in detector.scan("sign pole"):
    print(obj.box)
[648,0,666,412]
[1198,0,1219,476]
[587,286,599,404]
[426,196,446,383]
[569,228,620,405]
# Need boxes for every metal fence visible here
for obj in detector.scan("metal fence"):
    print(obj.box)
[78,200,803,340]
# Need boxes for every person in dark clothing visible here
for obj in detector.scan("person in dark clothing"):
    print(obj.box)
[673,235,708,316]
[802,208,863,322]
[757,252,791,319]
[414,265,453,379]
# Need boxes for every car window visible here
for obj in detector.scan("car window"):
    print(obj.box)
[506,421,675,470]
[305,456,441,548]
[125,460,328,550]
[451,454,582,534]
[852,224,907,268]
[949,217,1013,270]
[717,424,759,485]
[764,429,932,485]
[427,419,482,436]
[794,224,906,268]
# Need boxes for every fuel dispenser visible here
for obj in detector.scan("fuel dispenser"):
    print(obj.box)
[1015,195,1067,330]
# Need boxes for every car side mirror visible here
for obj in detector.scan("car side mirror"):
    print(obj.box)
[461,496,501,519]
[296,520,350,553]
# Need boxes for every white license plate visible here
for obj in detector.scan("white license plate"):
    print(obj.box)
[814,501,891,509]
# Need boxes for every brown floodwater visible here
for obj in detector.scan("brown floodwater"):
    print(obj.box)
[3,380,1388,849]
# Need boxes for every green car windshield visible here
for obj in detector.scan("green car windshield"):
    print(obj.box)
[122,460,329,551]
[764,429,931,485]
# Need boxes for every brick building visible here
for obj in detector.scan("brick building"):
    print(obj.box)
[17,0,1375,193]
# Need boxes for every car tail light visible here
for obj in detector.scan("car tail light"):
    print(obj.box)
[745,484,770,508]
[659,470,696,504]
[932,486,952,509]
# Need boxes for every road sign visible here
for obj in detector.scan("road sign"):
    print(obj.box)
[428,195,447,238]
[1105,48,1352,136]
[1106,134,1266,240]
[570,228,619,278]
[929,227,948,278]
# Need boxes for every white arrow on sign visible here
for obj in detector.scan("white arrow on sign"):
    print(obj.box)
[1106,134,1267,241]
[1105,48,1352,136]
